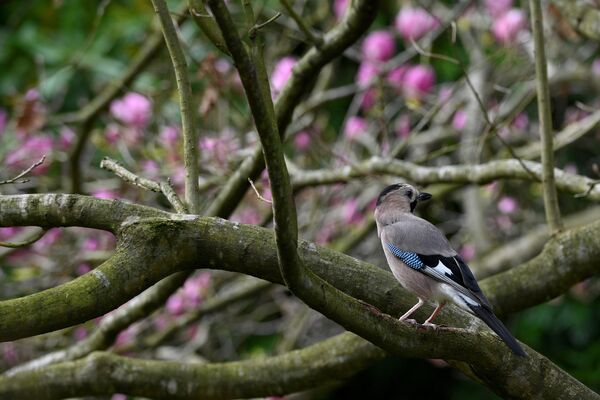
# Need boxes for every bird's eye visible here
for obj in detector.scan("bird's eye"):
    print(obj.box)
[405,190,413,198]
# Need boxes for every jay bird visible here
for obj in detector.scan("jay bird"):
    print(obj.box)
[374,183,526,356]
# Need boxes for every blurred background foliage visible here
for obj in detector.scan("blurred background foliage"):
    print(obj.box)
[1,0,600,398]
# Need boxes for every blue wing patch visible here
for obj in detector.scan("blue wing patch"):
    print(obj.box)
[385,243,424,270]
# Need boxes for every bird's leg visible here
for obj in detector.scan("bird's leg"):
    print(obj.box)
[422,302,446,327]
[399,298,425,323]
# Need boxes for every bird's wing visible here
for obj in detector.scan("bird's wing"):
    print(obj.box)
[382,218,492,310]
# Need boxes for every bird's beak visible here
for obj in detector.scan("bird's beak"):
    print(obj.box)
[417,192,432,201]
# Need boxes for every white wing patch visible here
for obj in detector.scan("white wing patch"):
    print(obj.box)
[432,259,453,277]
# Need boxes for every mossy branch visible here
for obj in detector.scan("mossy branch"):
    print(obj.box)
[0,334,384,400]
[1,194,600,396]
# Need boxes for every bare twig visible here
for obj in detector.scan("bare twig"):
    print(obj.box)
[0,156,46,186]
[248,178,273,204]
[248,12,282,39]
[100,157,187,213]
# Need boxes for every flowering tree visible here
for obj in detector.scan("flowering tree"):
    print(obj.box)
[1,0,600,398]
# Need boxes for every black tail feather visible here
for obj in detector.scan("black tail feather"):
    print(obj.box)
[469,305,527,357]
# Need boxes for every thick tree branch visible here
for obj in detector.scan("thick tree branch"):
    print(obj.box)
[530,0,563,233]
[0,333,385,400]
[291,157,600,201]
[0,194,168,232]
[3,271,191,376]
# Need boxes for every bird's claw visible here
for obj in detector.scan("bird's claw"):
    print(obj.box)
[400,318,418,326]
[421,321,439,330]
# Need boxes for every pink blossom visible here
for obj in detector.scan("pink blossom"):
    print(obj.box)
[438,85,454,104]
[333,0,348,20]
[91,189,118,200]
[360,88,377,110]
[261,186,273,202]
[484,181,499,196]
[59,126,76,150]
[115,324,139,347]
[182,273,211,307]
[73,327,88,341]
[153,314,170,331]
[492,9,527,44]
[565,107,588,125]
[0,108,7,137]
[2,343,18,363]
[200,137,232,165]
[403,64,435,99]
[120,127,144,147]
[232,208,261,225]
[459,244,476,262]
[512,113,529,131]
[497,196,518,214]
[214,58,231,74]
[394,114,411,138]
[166,293,186,315]
[484,0,513,18]
[496,214,513,230]
[25,88,39,102]
[170,166,186,191]
[344,116,368,139]
[452,109,468,131]
[395,7,439,42]
[76,263,92,275]
[83,237,100,251]
[356,62,379,87]
[315,225,335,245]
[271,57,297,97]
[386,65,409,92]
[564,163,578,175]
[104,124,120,144]
[4,135,53,173]
[342,199,364,225]
[0,227,24,241]
[33,228,62,252]
[294,131,311,150]
[141,160,160,178]
[110,92,152,128]
[159,126,179,149]
[361,30,396,62]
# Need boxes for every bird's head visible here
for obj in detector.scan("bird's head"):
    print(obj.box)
[375,183,432,214]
